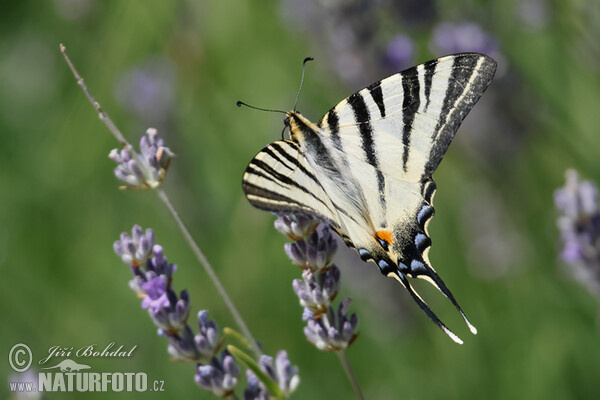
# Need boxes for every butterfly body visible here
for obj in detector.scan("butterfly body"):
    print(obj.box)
[243,53,497,343]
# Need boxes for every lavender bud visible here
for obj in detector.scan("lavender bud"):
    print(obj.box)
[195,351,240,398]
[293,266,341,316]
[195,310,220,359]
[284,226,337,272]
[146,245,177,279]
[243,370,269,400]
[274,214,319,240]
[303,297,359,351]
[160,325,200,362]
[109,129,173,190]
[113,225,155,267]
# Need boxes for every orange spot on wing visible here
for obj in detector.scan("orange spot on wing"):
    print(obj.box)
[374,230,393,247]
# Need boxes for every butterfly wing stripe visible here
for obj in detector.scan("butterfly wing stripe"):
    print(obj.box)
[325,109,348,162]
[244,181,309,209]
[367,81,386,117]
[347,92,387,208]
[401,67,420,172]
[268,142,321,185]
[423,59,437,111]
[248,159,335,214]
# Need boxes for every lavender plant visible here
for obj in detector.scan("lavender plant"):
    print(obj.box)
[275,215,363,398]
[61,45,300,398]
[555,169,600,296]
[114,225,300,398]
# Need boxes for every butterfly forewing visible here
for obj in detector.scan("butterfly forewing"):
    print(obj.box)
[242,140,340,227]
[318,53,497,181]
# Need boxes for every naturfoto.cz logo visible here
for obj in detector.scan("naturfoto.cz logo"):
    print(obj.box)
[8,343,165,394]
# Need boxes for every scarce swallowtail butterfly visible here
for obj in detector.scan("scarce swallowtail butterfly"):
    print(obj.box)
[242,53,497,344]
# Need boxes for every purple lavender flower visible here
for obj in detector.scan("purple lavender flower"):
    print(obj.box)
[109,128,173,190]
[140,275,170,312]
[195,351,241,398]
[146,287,190,334]
[431,22,500,56]
[303,298,359,351]
[284,225,338,272]
[555,169,600,295]
[113,225,155,267]
[386,34,415,71]
[274,214,319,241]
[243,370,269,400]
[293,266,341,317]
[258,351,300,396]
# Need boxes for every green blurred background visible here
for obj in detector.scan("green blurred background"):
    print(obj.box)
[2,0,600,399]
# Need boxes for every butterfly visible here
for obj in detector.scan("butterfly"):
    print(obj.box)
[242,53,497,343]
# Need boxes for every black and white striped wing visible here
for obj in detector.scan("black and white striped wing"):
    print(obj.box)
[242,140,340,227]
[306,53,496,342]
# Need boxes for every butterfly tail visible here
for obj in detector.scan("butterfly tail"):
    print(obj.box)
[413,263,478,335]
[390,269,464,344]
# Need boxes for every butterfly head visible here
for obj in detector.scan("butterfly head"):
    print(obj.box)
[284,110,320,143]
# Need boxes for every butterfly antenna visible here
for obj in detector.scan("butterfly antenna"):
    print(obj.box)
[236,101,286,114]
[293,57,314,112]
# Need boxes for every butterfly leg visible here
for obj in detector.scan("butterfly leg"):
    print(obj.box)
[385,265,464,344]
[409,260,477,335]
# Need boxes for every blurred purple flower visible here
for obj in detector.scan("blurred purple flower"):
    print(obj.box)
[431,22,500,56]
[386,34,415,71]
[555,169,600,295]
[115,55,176,126]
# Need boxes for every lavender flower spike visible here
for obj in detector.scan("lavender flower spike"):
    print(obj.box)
[555,169,600,295]
[109,128,173,190]
[195,351,241,398]
[113,225,155,267]
[303,298,359,351]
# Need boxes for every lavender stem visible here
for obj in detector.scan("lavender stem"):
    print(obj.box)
[335,349,365,400]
